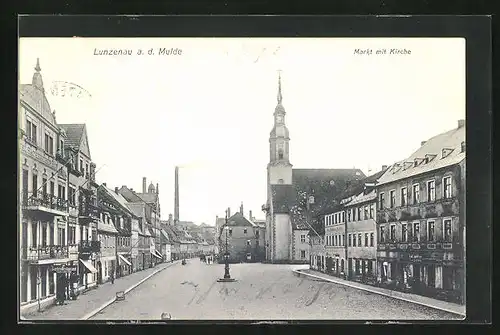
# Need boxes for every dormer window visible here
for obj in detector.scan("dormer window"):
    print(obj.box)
[424,154,437,163]
[441,148,454,159]
[403,162,413,170]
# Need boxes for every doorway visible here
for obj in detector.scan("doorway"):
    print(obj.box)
[97,261,102,284]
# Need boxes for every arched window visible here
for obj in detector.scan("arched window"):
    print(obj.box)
[278,149,284,159]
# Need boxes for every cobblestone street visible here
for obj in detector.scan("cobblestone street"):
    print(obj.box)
[23,262,179,320]
[92,259,462,320]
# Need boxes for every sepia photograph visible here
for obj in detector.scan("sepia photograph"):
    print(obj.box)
[18,36,468,321]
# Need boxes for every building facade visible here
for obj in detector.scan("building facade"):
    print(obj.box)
[324,208,346,277]
[20,59,76,312]
[375,121,466,304]
[96,210,118,283]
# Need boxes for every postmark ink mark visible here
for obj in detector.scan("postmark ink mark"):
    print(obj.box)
[50,81,92,99]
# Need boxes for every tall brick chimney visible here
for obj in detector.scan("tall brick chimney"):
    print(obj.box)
[156,183,159,194]
[240,202,244,214]
[227,207,231,218]
[249,210,253,220]
[142,177,146,193]
[174,166,179,222]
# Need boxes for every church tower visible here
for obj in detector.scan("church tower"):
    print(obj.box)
[267,72,292,185]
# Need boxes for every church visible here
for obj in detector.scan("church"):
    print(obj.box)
[263,73,366,263]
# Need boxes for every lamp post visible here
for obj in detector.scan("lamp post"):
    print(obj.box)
[217,210,236,282]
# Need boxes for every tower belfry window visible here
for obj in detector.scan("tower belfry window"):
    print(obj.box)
[278,149,284,159]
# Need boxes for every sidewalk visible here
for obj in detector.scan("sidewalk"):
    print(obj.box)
[22,261,178,320]
[295,269,466,317]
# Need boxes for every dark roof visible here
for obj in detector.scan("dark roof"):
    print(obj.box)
[226,212,255,227]
[162,224,180,243]
[59,124,85,149]
[339,168,389,202]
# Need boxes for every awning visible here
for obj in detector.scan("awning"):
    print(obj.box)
[151,249,163,259]
[118,254,132,266]
[80,259,98,274]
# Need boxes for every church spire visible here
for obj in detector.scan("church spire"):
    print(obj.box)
[35,58,41,72]
[277,71,283,104]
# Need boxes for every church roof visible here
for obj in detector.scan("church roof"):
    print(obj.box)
[226,212,256,228]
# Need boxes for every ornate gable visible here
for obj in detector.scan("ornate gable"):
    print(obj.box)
[79,127,91,159]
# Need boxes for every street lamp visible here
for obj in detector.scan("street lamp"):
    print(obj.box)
[217,211,236,282]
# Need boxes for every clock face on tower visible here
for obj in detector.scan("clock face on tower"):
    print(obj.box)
[276,115,283,123]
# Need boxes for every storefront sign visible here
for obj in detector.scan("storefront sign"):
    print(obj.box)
[52,264,77,273]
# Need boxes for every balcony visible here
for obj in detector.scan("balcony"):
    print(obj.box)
[26,245,69,263]
[79,203,99,221]
[79,240,101,254]
[22,192,68,216]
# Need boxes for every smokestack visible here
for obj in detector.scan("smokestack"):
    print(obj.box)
[174,167,179,222]
[240,202,243,214]
[458,119,465,128]
[168,214,173,225]
[421,141,427,146]
[156,183,159,194]
[382,165,388,171]
[227,207,231,218]
[249,210,253,220]
[142,177,146,193]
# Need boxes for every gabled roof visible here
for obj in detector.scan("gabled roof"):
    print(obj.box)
[226,212,256,228]
[100,185,135,218]
[345,189,377,206]
[59,124,84,148]
[377,125,465,186]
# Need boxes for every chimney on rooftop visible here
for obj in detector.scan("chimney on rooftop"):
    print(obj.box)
[115,187,118,194]
[458,119,465,128]
[240,202,244,214]
[142,177,146,193]
[421,141,427,146]
[382,165,388,171]
[168,214,173,225]
[249,210,253,220]
[102,183,107,186]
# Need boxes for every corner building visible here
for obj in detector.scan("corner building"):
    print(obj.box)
[375,120,465,304]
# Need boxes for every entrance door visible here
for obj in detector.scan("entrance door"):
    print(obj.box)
[348,258,353,278]
[335,259,339,275]
[428,264,436,287]
[97,261,102,284]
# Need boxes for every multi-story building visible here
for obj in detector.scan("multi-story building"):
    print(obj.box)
[101,186,134,278]
[127,201,154,269]
[308,223,325,271]
[119,179,163,263]
[345,189,378,282]
[95,207,118,283]
[217,205,264,263]
[324,206,346,277]
[375,120,465,304]
[19,59,76,313]
[59,123,100,290]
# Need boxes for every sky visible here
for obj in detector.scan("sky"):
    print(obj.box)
[19,38,466,226]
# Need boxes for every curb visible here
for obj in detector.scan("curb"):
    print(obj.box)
[292,269,466,318]
[80,261,179,320]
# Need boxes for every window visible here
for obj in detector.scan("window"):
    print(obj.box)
[300,250,306,259]
[364,233,369,246]
[334,235,338,246]
[380,226,385,243]
[369,204,374,219]
[348,234,352,246]
[246,240,251,246]
[300,234,306,243]
[59,140,64,155]
[255,230,260,238]
[364,206,369,220]
[41,223,47,246]
[390,225,396,241]
[80,159,84,173]
[277,179,284,184]
[357,234,362,247]
[443,177,452,199]
[427,220,435,242]
[341,212,345,222]
[390,190,396,208]
[443,219,452,242]
[379,193,385,210]
[352,208,356,221]
[401,187,407,206]
[26,120,37,144]
[341,234,344,246]
[243,228,247,234]
[44,133,54,155]
[402,224,408,242]
[228,229,232,237]
[278,149,284,160]
[86,163,90,178]
[32,174,38,194]
[68,185,76,206]
[352,234,356,247]
[50,181,55,196]
[347,210,351,222]
[427,180,436,202]
[370,233,374,247]
[68,226,76,244]
[358,207,362,220]
[413,222,420,242]
[412,184,420,204]
[42,178,47,196]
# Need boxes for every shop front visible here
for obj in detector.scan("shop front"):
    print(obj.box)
[117,253,132,277]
